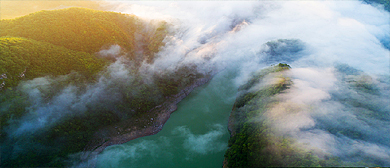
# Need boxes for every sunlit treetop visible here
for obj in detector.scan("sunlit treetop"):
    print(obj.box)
[0,36,106,89]
[0,7,141,54]
[0,0,106,19]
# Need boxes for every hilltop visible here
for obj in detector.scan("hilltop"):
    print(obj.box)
[0,7,168,89]
[224,63,389,167]
[0,7,166,60]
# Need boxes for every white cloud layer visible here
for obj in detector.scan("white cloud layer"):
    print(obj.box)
[103,1,389,165]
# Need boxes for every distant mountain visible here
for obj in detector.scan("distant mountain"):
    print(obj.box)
[0,1,105,19]
[364,0,390,11]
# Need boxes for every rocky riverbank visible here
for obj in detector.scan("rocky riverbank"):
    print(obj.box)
[222,105,235,168]
[80,75,212,167]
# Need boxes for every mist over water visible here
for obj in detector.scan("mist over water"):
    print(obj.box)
[1,0,389,167]
[98,1,389,166]
[96,70,237,168]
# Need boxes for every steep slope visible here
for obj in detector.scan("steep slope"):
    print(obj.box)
[0,37,106,89]
[0,7,208,167]
[0,7,167,61]
[224,64,323,167]
[225,63,390,167]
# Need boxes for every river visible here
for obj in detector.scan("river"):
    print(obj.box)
[96,70,238,168]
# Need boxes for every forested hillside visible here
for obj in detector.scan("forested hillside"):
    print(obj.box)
[0,1,105,19]
[0,37,105,89]
[0,7,167,60]
[225,63,389,167]
[0,7,168,89]
[225,64,324,167]
[0,7,209,167]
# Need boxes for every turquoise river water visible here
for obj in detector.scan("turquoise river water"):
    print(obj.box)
[97,70,238,168]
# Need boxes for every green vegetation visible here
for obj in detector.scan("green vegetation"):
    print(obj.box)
[0,1,105,19]
[0,64,205,167]
[225,63,384,167]
[0,89,30,138]
[0,7,207,167]
[335,64,389,120]
[0,37,106,89]
[225,63,335,167]
[154,65,205,96]
[0,7,167,61]
[0,7,168,89]
[0,7,136,54]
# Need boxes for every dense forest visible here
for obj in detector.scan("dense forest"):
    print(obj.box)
[0,37,106,88]
[0,7,167,61]
[0,1,105,20]
[0,7,204,167]
[225,63,324,167]
[224,63,389,167]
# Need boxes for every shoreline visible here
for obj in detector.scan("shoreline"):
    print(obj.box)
[80,76,213,167]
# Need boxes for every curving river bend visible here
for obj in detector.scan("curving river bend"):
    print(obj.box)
[97,70,238,168]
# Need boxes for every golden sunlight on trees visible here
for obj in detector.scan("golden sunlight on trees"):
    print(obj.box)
[0,7,167,62]
[0,37,106,89]
[0,0,107,20]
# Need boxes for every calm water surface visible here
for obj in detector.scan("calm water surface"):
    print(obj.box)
[97,70,237,168]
